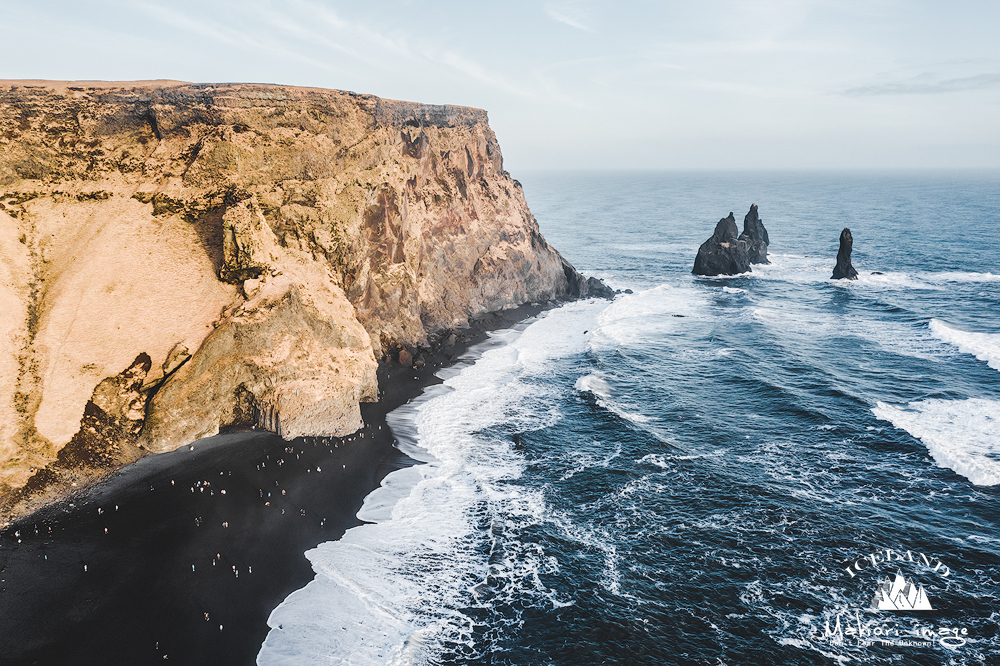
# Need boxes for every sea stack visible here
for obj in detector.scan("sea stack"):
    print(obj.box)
[832,228,859,280]
[692,204,770,276]
[693,213,747,276]
[738,203,769,264]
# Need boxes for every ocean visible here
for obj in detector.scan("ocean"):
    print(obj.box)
[257,171,1000,665]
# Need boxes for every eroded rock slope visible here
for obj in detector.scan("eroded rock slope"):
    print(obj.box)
[0,81,595,519]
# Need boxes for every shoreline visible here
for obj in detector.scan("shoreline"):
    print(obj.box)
[0,301,552,666]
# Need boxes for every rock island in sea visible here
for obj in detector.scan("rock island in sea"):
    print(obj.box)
[0,80,604,523]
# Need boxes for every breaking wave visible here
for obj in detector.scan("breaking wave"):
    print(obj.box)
[872,398,1000,486]
[929,318,1000,372]
[258,299,609,665]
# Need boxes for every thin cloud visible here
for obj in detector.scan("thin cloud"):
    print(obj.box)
[432,50,539,99]
[846,73,1000,96]
[286,0,417,62]
[135,0,412,77]
[135,1,339,73]
[136,2,249,47]
[258,4,386,67]
[538,53,684,74]
[138,0,560,103]
[544,2,593,32]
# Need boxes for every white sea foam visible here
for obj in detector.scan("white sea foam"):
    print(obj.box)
[745,254,1000,291]
[588,283,708,349]
[574,373,611,399]
[853,270,942,290]
[924,271,1000,284]
[637,453,672,469]
[671,450,725,461]
[872,398,1000,486]
[750,303,947,361]
[929,319,1000,372]
[558,442,623,482]
[844,269,1000,291]
[852,269,1000,290]
[747,254,836,285]
[257,299,611,666]
[355,465,431,524]
[574,371,657,426]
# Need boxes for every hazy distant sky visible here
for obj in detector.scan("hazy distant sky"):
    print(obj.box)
[3,1,999,171]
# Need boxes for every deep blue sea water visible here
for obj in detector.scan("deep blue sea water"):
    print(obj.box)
[259,171,1000,665]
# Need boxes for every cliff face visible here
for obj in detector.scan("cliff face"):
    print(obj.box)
[0,81,591,518]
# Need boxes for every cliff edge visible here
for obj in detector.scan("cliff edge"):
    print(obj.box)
[0,81,597,520]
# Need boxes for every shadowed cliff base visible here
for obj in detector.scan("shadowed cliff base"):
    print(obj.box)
[0,299,572,666]
[0,80,607,524]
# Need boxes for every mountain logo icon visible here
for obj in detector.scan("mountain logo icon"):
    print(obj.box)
[873,573,933,611]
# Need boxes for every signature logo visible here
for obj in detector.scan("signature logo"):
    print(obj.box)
[873,573,932,611]
[816,610,968,649]
[807,547,970,651]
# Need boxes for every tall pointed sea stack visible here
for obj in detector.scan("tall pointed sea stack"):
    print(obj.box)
[738,203,769,264]
[832,228,859,280]
[692,204,770,276]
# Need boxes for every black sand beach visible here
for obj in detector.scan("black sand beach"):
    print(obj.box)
[0,303,548,666]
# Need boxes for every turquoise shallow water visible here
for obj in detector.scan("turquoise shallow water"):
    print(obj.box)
[260,171,1000,665]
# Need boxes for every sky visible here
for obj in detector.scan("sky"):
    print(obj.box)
[2,0,999,171]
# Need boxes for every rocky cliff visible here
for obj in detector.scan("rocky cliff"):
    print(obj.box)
[0,80,598,520]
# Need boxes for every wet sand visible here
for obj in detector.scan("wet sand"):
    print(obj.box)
[0,302,548,666]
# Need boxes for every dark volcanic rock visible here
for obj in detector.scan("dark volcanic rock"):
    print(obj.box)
[562,262,616,299]
[738,203,770,264]
[692,213,750,276]
[832,228,859,280]
[583,276,616,299]
[692,204,771,276]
